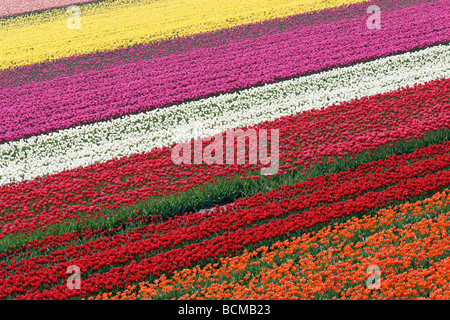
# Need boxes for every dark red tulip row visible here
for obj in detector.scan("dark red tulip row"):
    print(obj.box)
[0,77,449,239]
[1,140,450,299]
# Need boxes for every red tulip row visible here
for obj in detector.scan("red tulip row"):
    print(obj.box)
[1,78,449,240]
[2,140,450,299]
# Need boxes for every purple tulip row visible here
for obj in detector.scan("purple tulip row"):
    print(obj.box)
[0,0,448,144]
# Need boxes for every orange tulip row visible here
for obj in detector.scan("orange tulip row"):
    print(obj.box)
[92,189,450,300]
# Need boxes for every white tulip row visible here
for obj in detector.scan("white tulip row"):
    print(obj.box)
[1,43,449,186]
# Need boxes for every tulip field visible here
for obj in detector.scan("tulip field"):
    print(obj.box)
[1,0,450,301]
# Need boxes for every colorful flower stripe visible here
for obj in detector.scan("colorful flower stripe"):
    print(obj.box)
[1,44,448,185]
[3,142,450,299]
[0,0,435,88]
[0,0,371,70]
[1,1,448,143]
[0,78,448,238]
[0,0,99,18]
[101,189,450,300]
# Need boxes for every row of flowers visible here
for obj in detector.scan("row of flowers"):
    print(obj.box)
[96,189,450,300]
[0,78,448,240]
[2,141,450,299]
[0,0,372,70]
[1,44,448,185]
[1,0,448,143]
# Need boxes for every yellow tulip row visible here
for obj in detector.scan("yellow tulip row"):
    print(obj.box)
[0,0,368,70]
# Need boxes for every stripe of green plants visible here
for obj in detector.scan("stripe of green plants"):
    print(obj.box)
[2,127,449,253]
